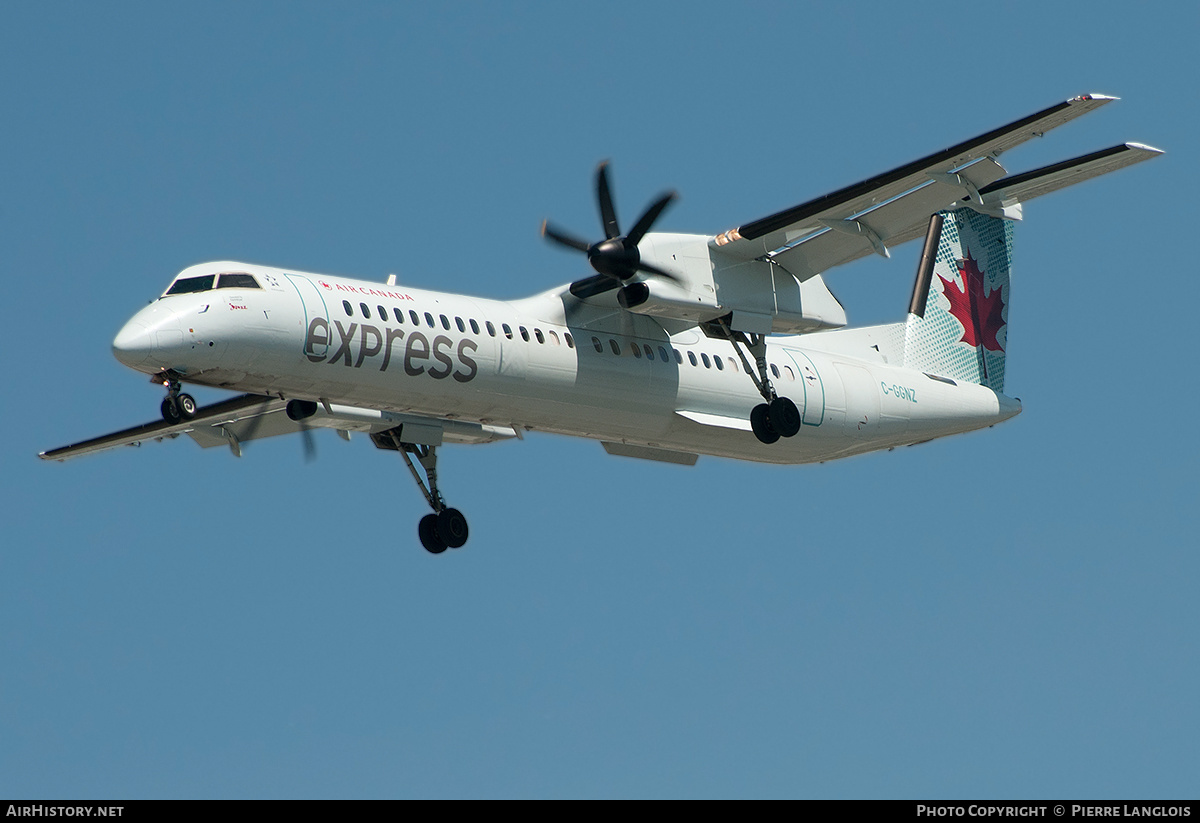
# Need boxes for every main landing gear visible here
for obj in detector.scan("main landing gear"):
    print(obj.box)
[712,318,801,445]
[156,374,197,424]
[373,428,470,554]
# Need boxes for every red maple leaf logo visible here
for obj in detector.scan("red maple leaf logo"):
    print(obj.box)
[938,249,1005,352]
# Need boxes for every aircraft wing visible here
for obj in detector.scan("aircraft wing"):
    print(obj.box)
[712,94,1117,280]
[40,394,519,461]
[39,394,294,461]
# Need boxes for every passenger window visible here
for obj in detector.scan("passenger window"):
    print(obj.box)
[784,366,796,381]
[535,328,544,344]
[440,315,450,330]
[343,300,354,316]
[592,336,603,353]
[659,346,669,362]
[216,273,261,289]
[454,317,464,332]
[644,344,654,361]
[701,353,711,368]
[425,312,435,328]
[486,321,496,337]
[631,342,641,358]
[609,339,620,355]
[469,319,480,334]
[519,327,530,342]
[393,308,405,323]
[548,330,559,345]
[728,357,738,372]
[565,333,574,349]
[503,323,513,339]
[360,303,372,319]
[378,305,387,320]
[674,349,683,364]
[410,310,420,325]
[165,275,215,295]
[688,351,697,366]
[770,364,780,379]
[714,355,724,370]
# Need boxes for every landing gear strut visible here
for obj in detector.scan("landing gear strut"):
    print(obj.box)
[713,317,801,445]
[156,374,196,423]
[376,429,469,554]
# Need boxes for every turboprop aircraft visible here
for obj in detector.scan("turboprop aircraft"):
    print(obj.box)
[41,94,1161,553]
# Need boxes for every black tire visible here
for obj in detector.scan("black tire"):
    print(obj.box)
[750,403,779,444]
[161,397,181,424]
[437,508,469,549]
[177,393,197,420]
[769,396,801,438]
[419,514,447,554]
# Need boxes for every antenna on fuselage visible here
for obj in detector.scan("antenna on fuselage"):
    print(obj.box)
[386,274,397,286]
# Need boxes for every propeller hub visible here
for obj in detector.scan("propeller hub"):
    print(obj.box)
[589,238,640,281]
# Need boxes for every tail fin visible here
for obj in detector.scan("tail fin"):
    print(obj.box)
[903,207,1012,392]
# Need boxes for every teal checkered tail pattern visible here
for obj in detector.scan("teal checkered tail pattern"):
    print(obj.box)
[903,208,1012,393]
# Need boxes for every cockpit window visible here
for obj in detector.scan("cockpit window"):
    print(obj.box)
[216,273,261,289]
[165,275,215,295]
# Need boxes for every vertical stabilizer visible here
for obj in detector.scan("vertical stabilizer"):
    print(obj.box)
[903,208,1012,392]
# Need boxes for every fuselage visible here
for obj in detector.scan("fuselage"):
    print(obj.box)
[112,261,1021,464]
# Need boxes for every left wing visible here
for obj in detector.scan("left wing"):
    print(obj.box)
[711,94,1117,279]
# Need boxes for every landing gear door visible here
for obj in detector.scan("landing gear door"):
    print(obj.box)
[285,274,331,359]
[785,350,826,427]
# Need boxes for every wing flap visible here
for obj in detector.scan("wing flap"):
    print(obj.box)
[767,157,1008,279]
[713,94,1116,261]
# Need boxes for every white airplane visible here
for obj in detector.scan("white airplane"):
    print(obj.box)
[42,94,1160,553]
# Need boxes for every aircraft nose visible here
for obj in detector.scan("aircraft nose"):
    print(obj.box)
[112,319,153,368]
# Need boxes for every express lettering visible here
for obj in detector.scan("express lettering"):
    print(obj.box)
[305,317,478,383]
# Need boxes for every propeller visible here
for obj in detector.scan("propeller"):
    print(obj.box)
[542,162,681,295]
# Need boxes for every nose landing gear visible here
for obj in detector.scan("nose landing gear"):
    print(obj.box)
[155,374,196,423]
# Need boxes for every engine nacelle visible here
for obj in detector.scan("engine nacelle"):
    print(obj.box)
[628,233,847,333]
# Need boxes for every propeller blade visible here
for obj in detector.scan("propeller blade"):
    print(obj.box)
[569,274,621,299]
[596,162,620,239]
[625,191,676,247]
[300,421,316,463]
[541,221,591,253]
[636,260,684,285]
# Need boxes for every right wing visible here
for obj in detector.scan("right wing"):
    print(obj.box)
[39,394,292,461]
[40,394,519,461]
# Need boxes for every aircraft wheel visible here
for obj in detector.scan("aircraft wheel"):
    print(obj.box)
[750,403,780,444]
[177,393,198,420]
[419,514,447,554]
[161,397,182,424]
[437,508,469,549]
[769,396,801,438]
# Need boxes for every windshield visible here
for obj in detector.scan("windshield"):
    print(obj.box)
[164,272,261,296]
[164,274,215,295]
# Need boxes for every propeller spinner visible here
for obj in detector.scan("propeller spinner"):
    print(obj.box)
[542,163,680,291]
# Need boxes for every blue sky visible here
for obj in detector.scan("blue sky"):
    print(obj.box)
[3,1,1197,799]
